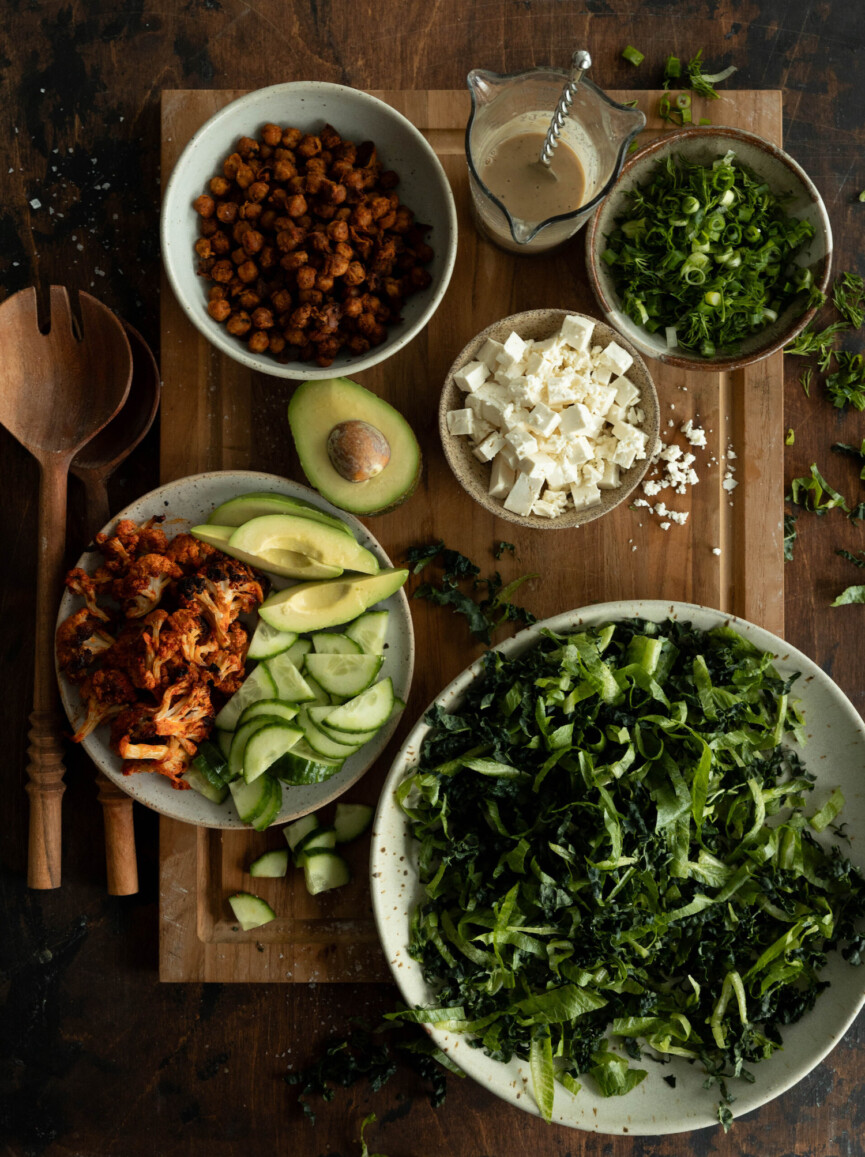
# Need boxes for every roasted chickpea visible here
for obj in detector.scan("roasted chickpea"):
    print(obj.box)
[248,330,269,353]
[315,273,335,293]
[251,307,274,329]
[210,260,234,284]
[282,127,303,149]
[200,217,218,237]
[194,237,213,259]
[208,297,232,322]
[235,165,255,190]
[295,265,317,291]
[225,310,252,336]
[270,288,293,313]
[286,194,308,219]
[237,260,258,284]
[237,135,259,159]
[193,194,215,218]
[268,332,286,354]
[261,123,283,147]
[343,261,366,287]
[237,289,260,310]
[241,229,264,256]
[211,231,231,255]
[210,176,231,197]
[297,134,322,158]
[248,181,269,203]
[216,201,238,224]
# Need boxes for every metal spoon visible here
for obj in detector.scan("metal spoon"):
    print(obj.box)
[0,286,132,889]
[71,320,161,896]
[538,49,592,175]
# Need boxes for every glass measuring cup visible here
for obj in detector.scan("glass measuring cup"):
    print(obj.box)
[467,67,646,255]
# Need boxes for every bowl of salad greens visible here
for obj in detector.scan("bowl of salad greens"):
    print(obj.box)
[586,127,832,370]
[371,601,865,1134]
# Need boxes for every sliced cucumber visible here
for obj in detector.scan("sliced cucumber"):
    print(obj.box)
[265,651,315,702]
[228,891,276,931]
[247,619,298,661]
[252,776,283,830]
[321,677,395,734]
[191,739,229,788]
[248,849,290,877]
[215,729,233,759]
[304,653,383,698]
[310,632,362,655]
[237,699,299,728]
[272,741,344,786]
[293,824,337,864]
[345,610,389,655]
[286,638,313,667]
[230,774,277,824]
[298,708,363,760]
[302,673,332,708]
[284,812,321,851]
[215,663,277,731]
[244,723,304,783]
[228,715,285,782]
[309,704,378,746]
[333,803,374,843]
[184,764,229,804]
[303,849,351,895]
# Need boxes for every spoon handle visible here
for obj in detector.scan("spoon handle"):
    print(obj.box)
[96,772,139,895]
[27,458,71,889]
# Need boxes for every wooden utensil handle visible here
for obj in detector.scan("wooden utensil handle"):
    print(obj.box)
[96,772,139,895]
[80,470,111,537]
[27,458,71,889]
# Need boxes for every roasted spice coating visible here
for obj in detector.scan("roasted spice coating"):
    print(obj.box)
[193,122,435,366]
[57,518,265,789]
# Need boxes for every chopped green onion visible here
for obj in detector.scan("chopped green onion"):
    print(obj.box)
[859,191,865,203]
[675,93,692,110]
[665,325,679,348]
[622,45,645,66]
[785,428,795,445]
[704,291,722,307]
[699,117,712,126]
[664,54,681,83]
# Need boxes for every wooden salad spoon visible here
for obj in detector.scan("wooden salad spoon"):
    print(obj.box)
[71,320,161,896]
[0,286,132,889]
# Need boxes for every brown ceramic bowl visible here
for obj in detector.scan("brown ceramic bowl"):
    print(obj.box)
[586,126,832,373]
[439,309,660,530]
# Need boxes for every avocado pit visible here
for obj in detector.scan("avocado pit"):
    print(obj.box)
[327,420,391,483]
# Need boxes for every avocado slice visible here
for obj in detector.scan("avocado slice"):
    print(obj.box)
[229,514,379,576]
[288,377,421,516]
[258,568,409,633]
[190,524,343,580]
[207,490,353,536]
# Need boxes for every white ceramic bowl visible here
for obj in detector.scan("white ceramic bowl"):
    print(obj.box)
[56,470,414,829]
[161,82,458,380]
[586,127,832,372]
[439,309,660,529]
[371,601,865,1134]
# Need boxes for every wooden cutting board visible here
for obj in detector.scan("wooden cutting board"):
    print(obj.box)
[158,88,784,982]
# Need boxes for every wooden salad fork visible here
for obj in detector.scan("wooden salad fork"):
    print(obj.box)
[0,286,132,889]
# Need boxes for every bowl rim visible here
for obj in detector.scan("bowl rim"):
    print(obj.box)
[585,124,833,373]
[438,308,659,529]
[160,80,458,381]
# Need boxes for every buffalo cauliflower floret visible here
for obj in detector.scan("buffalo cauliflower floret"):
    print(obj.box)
[112,554,184,618]
[164,533,218,574]
[64,568,112,621]
[151,675,214,743]
[56,609,115,682]
[71,668,137,743]
[95,517,169,572]
[176,559,263,647]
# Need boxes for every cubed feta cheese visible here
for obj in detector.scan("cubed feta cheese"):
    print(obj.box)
[598,460,621,490]
[477,337,506,371]
[612,419,646,448]
[613,375,641,408]
[504,426,539,459]
[488,454,516,499]
[526,402,560,438]
[473,431,506,462]
[569,481,602,510]
[454,359,489,393]
[508,376,542,408]
[584,383,617,416]
[612,442,638,469]
[544,375,579,407]
[559,402,601,438]
[598,341,634,377]
[499,442,519,470]
[498,331,528,368]
[517,451,555,481]
[495,360,527,385]
[590,363,614,385]
[470,417,495,443]
[565,435,593,466]
[582,460,604,485]
[503,473,542,516]
[559,313,595,353]
[446,407,474,436]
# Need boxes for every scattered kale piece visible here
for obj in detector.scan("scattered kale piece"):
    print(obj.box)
[788,464,849,515]
[837,549,865,568]
[285,1020,458,1124]
[395,620,865,1126]
[407,541,537,645]
[783,513,797,562]
[832,585,865,607]
[832,439,865,480]
[848,502,865,526]
[359,1113,387,1157]
[494,541,516,560]
[833,272,865,330]
[825,352,865,411]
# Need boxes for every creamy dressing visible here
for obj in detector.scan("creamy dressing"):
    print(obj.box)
[479,131,586,222]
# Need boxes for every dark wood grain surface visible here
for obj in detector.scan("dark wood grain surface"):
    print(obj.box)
[1,3,863,1155]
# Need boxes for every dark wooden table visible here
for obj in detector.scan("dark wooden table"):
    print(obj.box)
[1,3,863,1155]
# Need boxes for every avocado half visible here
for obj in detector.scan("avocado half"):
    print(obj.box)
[287,377,422,516]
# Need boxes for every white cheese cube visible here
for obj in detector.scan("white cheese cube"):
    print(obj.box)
[503,472,542,516]
[605,403,627,424]
[560,313,595,353]
[585,383,618,416]
[524,351,548,377]
[477,337,506,372]
[488,454,516,499]
[517,451,555,481]
[593,434,619,461]
[532,498,561,519]
[526,402,560,438]
[612,419,646,448]
[544,375,579,407]
[480,390,510,427]
[598,461,621,490]
[497,331,528,368]
[495,361,527,385]
[614,375,641,408]
[532,335,561,358]
[570,481,603,510]
[473,431,506,462]
[508,376,543,408]
[612,442,638,470]
[499,443,519,470]
[504,426,539,460]
[582,460,604,485]
[565,435,593,466]
[559,402,602,437]
[552,456,583,486]
[591,363,614,385]
[446,408,474,437]
[454,360,489,393]
[470,417,495,443]
[598,341,634,377]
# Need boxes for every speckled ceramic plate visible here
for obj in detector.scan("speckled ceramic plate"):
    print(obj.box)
[371,601,865,1135]
[56,470,414,829]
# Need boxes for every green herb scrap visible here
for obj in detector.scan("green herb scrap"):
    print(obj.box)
[837,548,865,568]
[832,585,865,606]
[833,439,865,480]
[788,464,849,515]
[833,272,865,329]
[825,352,865,411]
[602,151,816,357]
[783,513,798,562]
[406,541,537,645]
[685,49,738,99]
[394,620,865,1125]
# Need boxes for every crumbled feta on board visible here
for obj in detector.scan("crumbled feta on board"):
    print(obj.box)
[447,316,651,519]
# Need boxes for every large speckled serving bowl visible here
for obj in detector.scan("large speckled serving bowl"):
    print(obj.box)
[586,126,832,372]
[438,309,660,529]
[371,599,865,1134]
[161,82,457,380]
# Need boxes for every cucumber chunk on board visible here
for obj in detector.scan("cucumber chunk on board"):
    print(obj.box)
[333,803,374,843]
[228,892,277,931]
[303,850,351,895]
[248,849,290,877]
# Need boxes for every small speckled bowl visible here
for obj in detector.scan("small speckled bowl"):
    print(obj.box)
[586,126,832,372]
[438,309,660,530]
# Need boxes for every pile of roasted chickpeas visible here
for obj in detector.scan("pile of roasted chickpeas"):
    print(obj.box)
[192,122,435,366]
